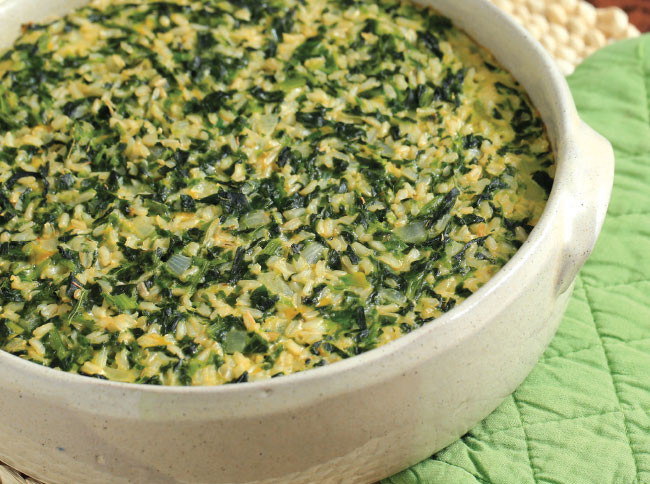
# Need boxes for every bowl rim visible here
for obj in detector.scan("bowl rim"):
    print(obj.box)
[0,0,577,396]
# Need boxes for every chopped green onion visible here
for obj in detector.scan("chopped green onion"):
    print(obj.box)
[395,221,428,244]
[48,328,68,361]
[259,114,278,134]
[167,254,192,276]
[260,238,283,257]
[223,329,247,354]
[258,272,293,297]
[281,76,307,90]
[104,293,138,311]
[283,207,306,220]
[240,210,270,229]
[302,242,325,264]
[378,288,407,305]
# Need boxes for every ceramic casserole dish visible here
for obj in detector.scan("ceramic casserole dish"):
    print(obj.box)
[0,0,614,482]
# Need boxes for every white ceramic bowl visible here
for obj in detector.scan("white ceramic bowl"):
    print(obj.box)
[0,0,614,483]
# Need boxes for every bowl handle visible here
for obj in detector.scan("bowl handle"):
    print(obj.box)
[556,120,615,295]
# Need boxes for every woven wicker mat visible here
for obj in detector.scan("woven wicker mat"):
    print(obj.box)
[0,0,641,483]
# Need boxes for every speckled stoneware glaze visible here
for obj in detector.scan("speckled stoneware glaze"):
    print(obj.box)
[0,0,614,483]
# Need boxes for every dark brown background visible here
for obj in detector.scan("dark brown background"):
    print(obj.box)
[589,0,650,32]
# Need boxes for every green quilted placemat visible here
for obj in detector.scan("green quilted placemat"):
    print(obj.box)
[386,35,650,484]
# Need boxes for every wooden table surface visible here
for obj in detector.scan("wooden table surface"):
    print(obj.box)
[590,0,650,32]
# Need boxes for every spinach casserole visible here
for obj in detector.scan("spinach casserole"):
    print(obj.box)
[0,0,554,385]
